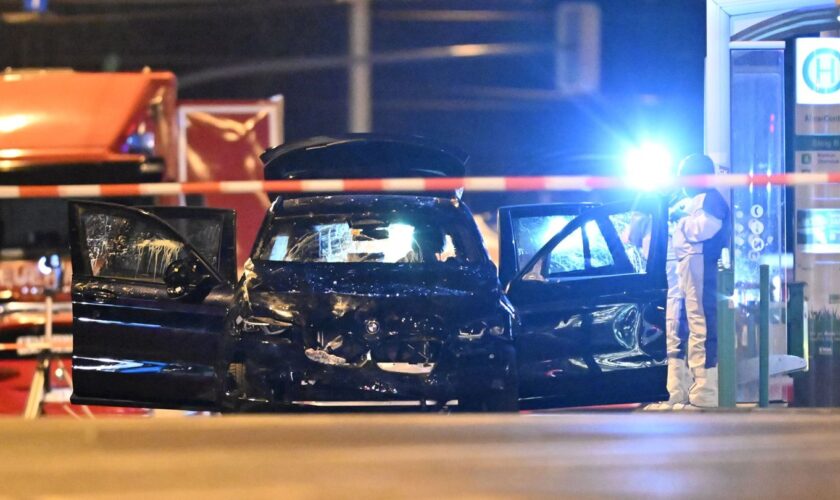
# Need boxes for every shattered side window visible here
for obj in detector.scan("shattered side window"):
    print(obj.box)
[513,215,575,270]
[546,227,585,274]
[157,218,221,268]
[609,211,650,273]
[82,212,188,282]
[536,210,646,280]
[585,220,614,268]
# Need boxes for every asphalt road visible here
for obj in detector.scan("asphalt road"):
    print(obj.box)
[1,410,839,499]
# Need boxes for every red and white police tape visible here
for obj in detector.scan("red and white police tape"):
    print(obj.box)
[1,173,839,198]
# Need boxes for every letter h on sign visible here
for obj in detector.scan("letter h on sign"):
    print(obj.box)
[816,54,837,86]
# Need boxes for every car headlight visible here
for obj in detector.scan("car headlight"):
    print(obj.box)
[238,315,294,336]
[458,316,510,341]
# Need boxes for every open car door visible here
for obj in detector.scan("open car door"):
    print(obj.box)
[68,202,236,410]
[503,197,668,409]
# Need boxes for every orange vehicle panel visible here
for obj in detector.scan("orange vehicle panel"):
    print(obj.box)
[0,70,177,177]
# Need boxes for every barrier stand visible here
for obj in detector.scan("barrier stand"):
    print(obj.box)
[759,264,770,408]
[717,266,737,408]
[22,356,48,419]
[23,294,52,420]
[21,257,84,419]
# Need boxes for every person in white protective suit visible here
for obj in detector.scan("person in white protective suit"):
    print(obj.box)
[671,154,730,409]
[644,194,692,410]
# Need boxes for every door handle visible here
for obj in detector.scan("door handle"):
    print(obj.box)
[83,289,117,303]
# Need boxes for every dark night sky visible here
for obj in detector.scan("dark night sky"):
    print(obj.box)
[0,0,706,206]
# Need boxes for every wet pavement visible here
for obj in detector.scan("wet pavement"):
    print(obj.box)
[1,410,839,498]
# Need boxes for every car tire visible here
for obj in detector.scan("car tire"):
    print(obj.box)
[458,384,519,413]
[458,364,519,413]
[229,362,249,396]
[218,363,248,413]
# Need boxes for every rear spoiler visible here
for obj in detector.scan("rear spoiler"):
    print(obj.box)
[261,134,468,200]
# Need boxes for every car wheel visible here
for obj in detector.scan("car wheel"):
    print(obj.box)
[227,362,251,399]
[218,363,248,413]
[459,385,519,413]
[458,364,519,413]
[230,362,246,387]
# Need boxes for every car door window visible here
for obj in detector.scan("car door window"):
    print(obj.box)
[156,217,222,268]
[585,220,614,268]
[535,214,648,282]
[609,211,652,273]
[514,215,576,270]
[80,210,190,283]
[138,206,237,283]
[545,219,619,278]
[546,227,584,274]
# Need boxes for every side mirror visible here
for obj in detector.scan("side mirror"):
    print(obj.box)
[163,257,212,299]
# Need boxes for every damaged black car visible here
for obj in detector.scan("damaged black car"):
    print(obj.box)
[68,135,669,412]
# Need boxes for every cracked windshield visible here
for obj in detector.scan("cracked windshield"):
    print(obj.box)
[258,215,479,264]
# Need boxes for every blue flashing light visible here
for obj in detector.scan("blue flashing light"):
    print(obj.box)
[22,0,48,13]
[623,142,673,192]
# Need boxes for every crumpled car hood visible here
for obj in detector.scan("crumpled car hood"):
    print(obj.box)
[242,261,501,327]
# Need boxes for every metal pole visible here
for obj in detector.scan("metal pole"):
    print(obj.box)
[717,268,736,408]
[759,264,770,408]
[348,0,372,132]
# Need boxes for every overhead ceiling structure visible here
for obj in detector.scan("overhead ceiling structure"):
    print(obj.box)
[715,0,832,13]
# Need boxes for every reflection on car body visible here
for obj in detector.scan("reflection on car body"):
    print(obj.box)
[68,135,669,412]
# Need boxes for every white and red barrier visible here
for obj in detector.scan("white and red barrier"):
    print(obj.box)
[0,173,837,198]
[0,335,72,354]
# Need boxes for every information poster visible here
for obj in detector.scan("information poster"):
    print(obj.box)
[795,38,840,172]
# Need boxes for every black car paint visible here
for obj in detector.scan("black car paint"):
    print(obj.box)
[68,135,667,411]
[232,260,516,406]
[504,199,669,408]
[69,196,519,410]
[71,281,231,408]
[68,205,235,409]
[228,195,517,408]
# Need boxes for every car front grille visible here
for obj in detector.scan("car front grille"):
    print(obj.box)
[305,314,448,369]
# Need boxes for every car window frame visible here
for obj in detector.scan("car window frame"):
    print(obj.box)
[252,211,485,266]
[540,217,635,280]
[69,201,227,287]
[513,199,659,285]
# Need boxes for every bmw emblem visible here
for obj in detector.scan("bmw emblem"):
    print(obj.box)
[364,319,381,336]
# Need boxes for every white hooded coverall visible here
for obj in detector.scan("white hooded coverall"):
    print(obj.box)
[672,188,729,407]
[663,205,691,406]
